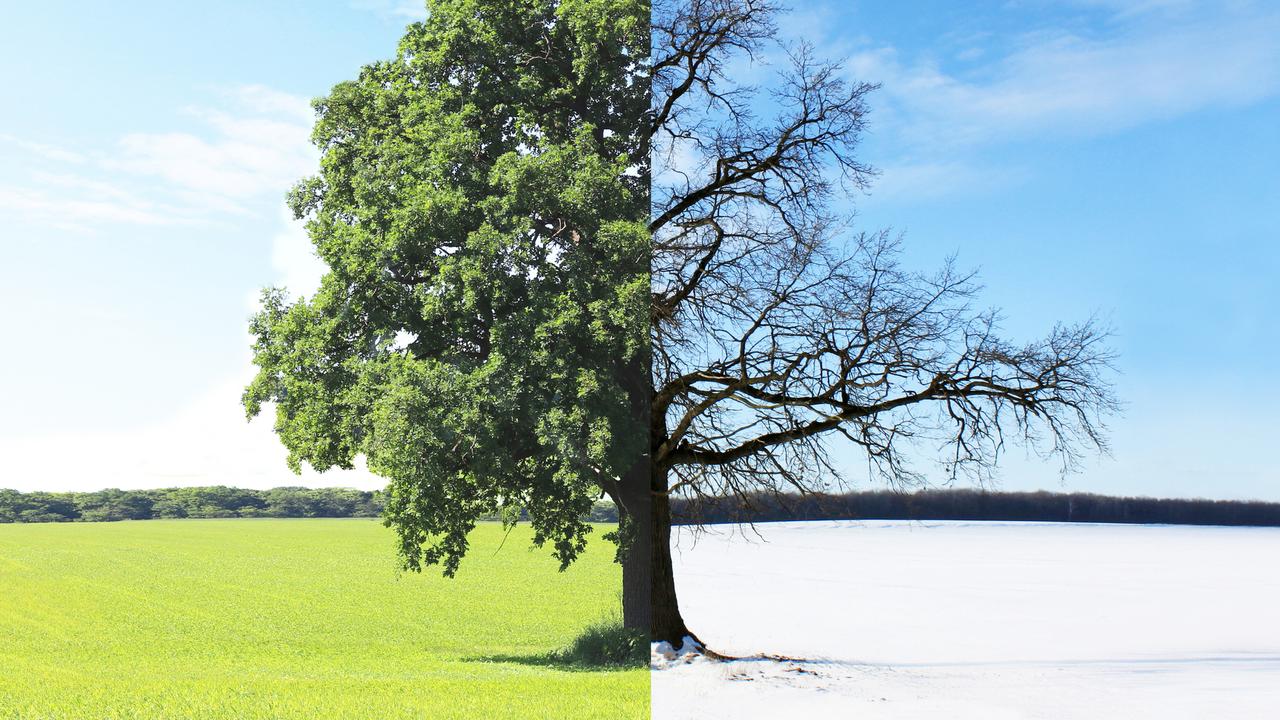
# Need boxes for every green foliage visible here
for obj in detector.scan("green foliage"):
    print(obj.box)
[0,520,646,719]
[245,0,649,578]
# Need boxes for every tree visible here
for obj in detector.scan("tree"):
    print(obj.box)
[645,0,1116,643]
[76,488,154,522]
[244,0,656,630]
[247,0,1115,649]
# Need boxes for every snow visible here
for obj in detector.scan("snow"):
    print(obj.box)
[652,520,1280,719]
[650,636,704,670]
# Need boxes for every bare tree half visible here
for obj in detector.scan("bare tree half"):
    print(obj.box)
[637,0,1118,645]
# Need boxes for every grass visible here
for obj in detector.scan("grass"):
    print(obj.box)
[0,519,648,719]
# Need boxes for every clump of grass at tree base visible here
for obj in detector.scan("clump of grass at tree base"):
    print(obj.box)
[0,519,647,720]
[553,613,649,667]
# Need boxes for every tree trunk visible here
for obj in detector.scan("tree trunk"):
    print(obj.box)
[617,462,691,645]
[647,472,690,645]
[617,463,651,633]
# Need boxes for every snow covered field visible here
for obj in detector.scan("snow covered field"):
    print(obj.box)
[652,521,1280,719]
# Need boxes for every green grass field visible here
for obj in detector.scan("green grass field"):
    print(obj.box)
[0,519,647,719]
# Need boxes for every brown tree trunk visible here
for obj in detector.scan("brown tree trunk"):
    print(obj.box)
[648,470,690,645]
[617,462,691,645]
[617,462,652,633]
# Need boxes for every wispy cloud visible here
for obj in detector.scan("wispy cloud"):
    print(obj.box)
[0,184,191,231]
[351,0,427,21]
[0,85,349,491]
[0,133,86,164]
[868,161,1029,202]
[2,85,316,232]
[107,88,315,210]
[836,2,1280,198]
[853,10,1280,148]
[242,207,328,310]
[0,375,383,492]
[227,84,316,122]
[1051,0,1199,21]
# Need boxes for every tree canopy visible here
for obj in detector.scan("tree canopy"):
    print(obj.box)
[245,0,651,575]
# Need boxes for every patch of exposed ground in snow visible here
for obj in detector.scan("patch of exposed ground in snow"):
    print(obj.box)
[652,521,1280,719]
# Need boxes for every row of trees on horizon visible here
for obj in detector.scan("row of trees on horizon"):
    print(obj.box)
[0,486,625,525]
[0,487,385,524]
[3,485,1278,528]
[671,489,1280,528]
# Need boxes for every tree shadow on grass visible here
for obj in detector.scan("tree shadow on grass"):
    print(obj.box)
[466,652,639,673]
[466,618,648,672]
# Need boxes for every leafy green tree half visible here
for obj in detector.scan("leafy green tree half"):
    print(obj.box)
[245,0,650,590]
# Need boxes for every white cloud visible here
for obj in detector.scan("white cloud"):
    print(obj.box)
[1055,0,1199,20]
[226,84,316,123]
[351,0,427,20]
[837,3,1280,199]
[269,207,327,298]
[0,375,383,493]
[0,133,86,164]
[243,209,327,313]
[868,161,1028,202]
[3,85,315,231]
[0,86,360,493]
[851,7,1280,149]
[109,108,314,204]
[0,185,184,231]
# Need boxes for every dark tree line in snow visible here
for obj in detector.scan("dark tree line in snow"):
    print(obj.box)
[669,488,1280,528]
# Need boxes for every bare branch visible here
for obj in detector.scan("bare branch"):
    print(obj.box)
[649,0,1117,506]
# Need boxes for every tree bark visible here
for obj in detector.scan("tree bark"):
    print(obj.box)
[617,461,691,645]
[647,467,690,645]
[617,462,652,633]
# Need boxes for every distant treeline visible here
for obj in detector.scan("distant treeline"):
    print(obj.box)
[670,489,1280,527]
[0,486,620,525]
[0,487,386,523]
[6,486,1278,528]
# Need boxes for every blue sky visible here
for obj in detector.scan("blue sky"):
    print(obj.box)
[1,1,1277,500]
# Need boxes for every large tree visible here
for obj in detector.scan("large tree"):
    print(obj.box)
[248,0,1115,648]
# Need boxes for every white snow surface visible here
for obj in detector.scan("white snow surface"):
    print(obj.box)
[652,520,1280,719]
[651,636,704,670]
